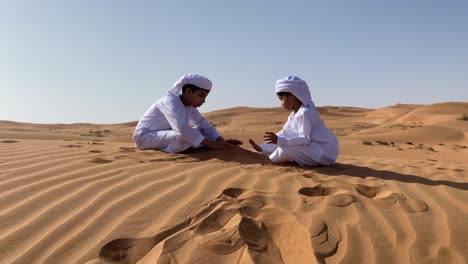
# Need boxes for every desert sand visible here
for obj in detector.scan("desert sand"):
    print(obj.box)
[0,102,467,264]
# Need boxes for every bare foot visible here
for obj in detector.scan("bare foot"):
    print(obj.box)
[249,139,262,152]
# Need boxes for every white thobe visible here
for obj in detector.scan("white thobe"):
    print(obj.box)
[133,95,220,153]
[260,105,338,166]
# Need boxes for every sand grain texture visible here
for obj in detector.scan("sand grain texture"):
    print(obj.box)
[0,102,467,263]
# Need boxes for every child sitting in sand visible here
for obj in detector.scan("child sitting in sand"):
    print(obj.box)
[249,76,338,166]
[133,74,242,153]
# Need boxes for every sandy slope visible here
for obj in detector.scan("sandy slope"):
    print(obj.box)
[0,102,467,264]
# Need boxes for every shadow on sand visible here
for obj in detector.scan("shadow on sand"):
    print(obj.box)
[163,147,468,191]
[184,146,272,165]
[309,162,468,191]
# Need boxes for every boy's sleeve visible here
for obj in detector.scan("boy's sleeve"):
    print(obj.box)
[276,111,313,146]
[190,110,221,141]
[159,99,205,147]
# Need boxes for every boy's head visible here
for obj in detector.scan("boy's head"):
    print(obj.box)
[275,76,314,108]
[182,84,210,95]
[168,74,212,108]
[181,84,210,108]
[276,91,302,111]
[168,74,212,96]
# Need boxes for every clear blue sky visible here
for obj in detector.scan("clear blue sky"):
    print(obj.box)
[1,0,467,123]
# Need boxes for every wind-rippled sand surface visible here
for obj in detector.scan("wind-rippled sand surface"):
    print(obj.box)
[1,102,467,263]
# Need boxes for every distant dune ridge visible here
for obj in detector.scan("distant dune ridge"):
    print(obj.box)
[0,102,467,264]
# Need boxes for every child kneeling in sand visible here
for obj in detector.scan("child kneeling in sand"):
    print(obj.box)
[133,74,242,153]
[249,76,338,166]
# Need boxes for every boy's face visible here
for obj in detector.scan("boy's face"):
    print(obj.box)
[278,94,297,110]
[186,89,209,108]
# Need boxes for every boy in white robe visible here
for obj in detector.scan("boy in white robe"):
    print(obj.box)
[249,76,338,166]
[133,74,242,153]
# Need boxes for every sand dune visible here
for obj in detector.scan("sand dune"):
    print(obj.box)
[0,102,467,263]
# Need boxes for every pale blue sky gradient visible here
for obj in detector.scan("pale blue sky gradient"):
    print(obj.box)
[1,0,467,123]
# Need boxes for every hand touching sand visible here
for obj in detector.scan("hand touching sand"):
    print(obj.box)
[203,138,243,150]
[225,139,243,146]
[249,139,262,152]
[203,140,234,150]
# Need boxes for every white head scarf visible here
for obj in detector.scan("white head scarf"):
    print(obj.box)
[167,74,212,96]
[275,76,315,107]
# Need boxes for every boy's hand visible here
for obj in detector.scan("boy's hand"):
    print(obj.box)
[225,139,243,145]
[264,132,277,144]
[203,140,234,150]
[216,137,243,146]
[249,139,262,152]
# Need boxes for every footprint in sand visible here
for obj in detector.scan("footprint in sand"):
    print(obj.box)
[299,185,356,207]
[299,185,336,197]
[238,217,284,264]
[91,188,290,264]
[354,184,382,198]
[222,187,244,198]
[93,189,244,263]
[326,194,357,207]
[238,217,267,251]
[354,184,428,212]
[309,219,341,262]
[377,193,428,212]
[98,220,190,263]
[198,225,245,255]
[1,140,18,143]
[194,208,239,235]
[92,187,350,264]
